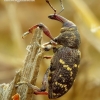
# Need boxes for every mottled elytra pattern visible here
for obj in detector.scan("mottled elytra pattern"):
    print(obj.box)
[48,47,80,98]
[48,26,81,99]
[26,14,81,99]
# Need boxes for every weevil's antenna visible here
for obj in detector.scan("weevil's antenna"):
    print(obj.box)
[46,0,64,14]
[46,0,56,14]
[58,0,64,14]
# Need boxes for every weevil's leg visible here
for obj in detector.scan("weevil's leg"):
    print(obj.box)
[42,44,54,51]
[22,23,55,41]
[43,56,52,59]
[34,91,48,95]
[58,0,64,14]
[42,40,59,53]
[42,40,58,51]
[19,68,49,95]
[16,81,41,92]
[16,81,48,95]
[53,47,59,53]
[40,68,50,91]
[46,0,56,14]
[32,68,50,95]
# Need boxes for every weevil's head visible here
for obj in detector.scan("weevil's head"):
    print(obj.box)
[48,14,81,48]
[54,27,81,48]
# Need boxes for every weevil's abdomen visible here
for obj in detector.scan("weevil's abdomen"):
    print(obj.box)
[48,47,81,99]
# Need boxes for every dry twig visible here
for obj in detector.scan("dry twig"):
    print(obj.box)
[0,28,44,100]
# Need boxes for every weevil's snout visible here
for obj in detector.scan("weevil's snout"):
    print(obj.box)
[48,14,56,19]
[48,14,76,27]
[48,14,62,22]
[48,14,68,25]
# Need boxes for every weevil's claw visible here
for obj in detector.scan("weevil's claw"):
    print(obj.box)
[22,31,30,39]
[29,25,38,33]
[34,91,48,95]
[22,25,39,39]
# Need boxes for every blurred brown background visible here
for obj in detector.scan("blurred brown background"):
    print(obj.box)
[0,0,100,100]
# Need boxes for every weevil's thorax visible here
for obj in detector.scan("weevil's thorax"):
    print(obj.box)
[54,26,80,49]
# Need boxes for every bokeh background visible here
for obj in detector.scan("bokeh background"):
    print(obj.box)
[0,0,100,100]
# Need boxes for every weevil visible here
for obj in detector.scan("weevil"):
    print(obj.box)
[22,14,81,99]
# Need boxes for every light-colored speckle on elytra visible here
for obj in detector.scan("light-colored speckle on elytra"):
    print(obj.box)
[70,71,73,76]
[59,59,65,64]
[64,85,67,88]
[65,87,68,91]
[67,67,72,71]
[63,79,65,82]
[70,77,73,80]
[55,81,58,85]
[48,76,51,80]
[74,64,77,67]
[55,82,64,88]
[59,83,63,88]
[51,71,54,74]
[63,65,72,71]
[63,65,68,68]
[57,93,60,96]
[64,85,68,91]
[66,36,68,39]
[78,50,81,57]
[59,74,62,77]
[53,93,56,96]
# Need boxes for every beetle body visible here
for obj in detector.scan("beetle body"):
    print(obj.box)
[39,14,81,98]
[23,14,81,99]
[46,19,81,98]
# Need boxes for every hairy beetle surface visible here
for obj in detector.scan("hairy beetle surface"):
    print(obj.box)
[23,14,81,99]
[47,15,81,98]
